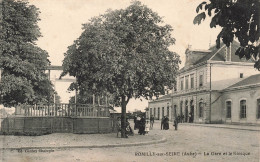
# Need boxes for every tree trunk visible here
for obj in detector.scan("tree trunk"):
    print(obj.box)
[121,96,127,138]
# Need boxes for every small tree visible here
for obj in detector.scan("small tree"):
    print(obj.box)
[61,1,180,137]
[193,0,260,70]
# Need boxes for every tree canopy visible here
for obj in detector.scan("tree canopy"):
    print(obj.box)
[0,0,54,107]
[194,0,260,70]
[61,1,180,137]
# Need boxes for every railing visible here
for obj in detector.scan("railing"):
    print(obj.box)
[16,104,110,117]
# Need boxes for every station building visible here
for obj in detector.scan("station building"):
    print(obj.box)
[148,42,260,125]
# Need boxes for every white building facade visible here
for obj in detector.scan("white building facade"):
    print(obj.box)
[148,42,260,124]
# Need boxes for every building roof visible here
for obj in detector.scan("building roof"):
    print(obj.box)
[188,41,253,66]
[227,73,260,89]
[158,93,171,100]
[150,93,171,103]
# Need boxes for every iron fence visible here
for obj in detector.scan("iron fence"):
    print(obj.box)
[17,104,109,117]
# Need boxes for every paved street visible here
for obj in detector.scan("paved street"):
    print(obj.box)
[1,121,259,162]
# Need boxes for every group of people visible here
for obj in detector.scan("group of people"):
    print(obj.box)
[161,116,169,130]
[116,114,180,137]
[134,115,150,135]
[116,117,134,138]
[177,112,193,123]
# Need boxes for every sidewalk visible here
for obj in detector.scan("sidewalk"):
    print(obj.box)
[180,123,260,131]
[0,128,166,150]
[153,120,259,131]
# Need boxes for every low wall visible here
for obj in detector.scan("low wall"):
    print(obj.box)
[1,116,115,135]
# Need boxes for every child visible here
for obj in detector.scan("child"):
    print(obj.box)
[145,120,150,134]
[116,117,121,137]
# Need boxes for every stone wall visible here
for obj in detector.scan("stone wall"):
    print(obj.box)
[1,116,114,135]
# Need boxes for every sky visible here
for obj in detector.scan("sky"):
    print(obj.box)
[28,0,221,112]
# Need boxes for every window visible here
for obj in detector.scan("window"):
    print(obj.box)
[171,107,173,118]
[174,105,177,117]
[257,99,260,119]
[154,108,156,117]
[180,101,183,116]
[199,102,203,118]
[162,107,164,117]
[185,76,189,90]
[240,73,243,78]
[199,74,203,87]
[226,101,232,118]
[167,106,169,117]
[240,100,246,119]
[185,100,189,122]
[150,108,153,116]
[190,75,194,89]
[181,80,184,90]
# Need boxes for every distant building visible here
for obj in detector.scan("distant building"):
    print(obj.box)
[110,113,132,119]
[148,42,260,125]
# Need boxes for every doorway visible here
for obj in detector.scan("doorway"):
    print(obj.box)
[190,100,194,123]
[185,101,188,122]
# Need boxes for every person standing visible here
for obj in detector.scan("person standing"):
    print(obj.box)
[161,116,165,130]
[164,116,169,130]
[150,115,154,129]
[145,120,150,134]
[126,118,134,136]
[177,114,180,123]
[181,114,184,123]
[173,118,178,130]
[136,115,141,129]
[116,117,121,137]
[138,115,146,135]
[188,113,192,123]
[134,115,137,130]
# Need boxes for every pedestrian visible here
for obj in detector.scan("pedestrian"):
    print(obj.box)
[173,118,178,130]
[188,113,192,123]
[138,115,146,135]
[126,118,134,136]
[181,114,184,123]
[134,115,137,130]
[136,115,141,129]
[177,114,180,123]
[145,120,150,134]
[150,115,154,129]
[164,116,169,130]
[116,117,121,137]
[161,116,165,130]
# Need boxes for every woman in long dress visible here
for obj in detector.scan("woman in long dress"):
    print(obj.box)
[164,116,169,130]
[138,116,146,135]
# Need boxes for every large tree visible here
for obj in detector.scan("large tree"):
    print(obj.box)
[193,0,260,70]
[0,0,54,107]
[61,1,180,137]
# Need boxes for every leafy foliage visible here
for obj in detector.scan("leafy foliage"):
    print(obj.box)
[194,0,260,70]
[0,0,54,107]
[61,1,180,137]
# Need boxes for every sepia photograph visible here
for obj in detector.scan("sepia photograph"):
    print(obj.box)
[0,0,259,161]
